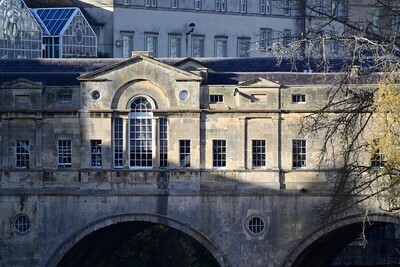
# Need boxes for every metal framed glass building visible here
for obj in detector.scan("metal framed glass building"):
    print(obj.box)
[0,0,42,59]
[30,7,97,58]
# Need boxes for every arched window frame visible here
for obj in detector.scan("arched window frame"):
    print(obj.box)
[128,97,155,169]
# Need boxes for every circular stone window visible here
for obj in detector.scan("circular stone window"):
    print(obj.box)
[246,216,265,236]
[14,214,31,234]
[179,90,189,101]
[91,90,101,100]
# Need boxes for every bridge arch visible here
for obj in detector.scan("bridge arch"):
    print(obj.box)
[46,212,231,267]
[282,213,400,267]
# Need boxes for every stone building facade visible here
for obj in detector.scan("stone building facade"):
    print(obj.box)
[0,55,393,267]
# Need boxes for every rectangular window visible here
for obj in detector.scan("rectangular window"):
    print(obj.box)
[209,94,224,103]
[283,29,291,47]
[221,0,226,11]
[213,140,226,168]
[195,0,201,10]
[145,0,154,7]
[16,140,29,169]
[59,93,72,103]
[266,0,271,14]
[90,140,102,167]
[371,149,385,168]
[215,38,227,57]
[292,94,306,103]
[169,35,182,58]
[159,118,168,168]
[15,95,30,105]
[292,140,306,168]
[123,0,130,5]
[179,140,191,167]
[260,0,265,14]
[252,140,266,168]
[260,28,272,49]
[284,0,291,16]
[331,0,338,16]
[394,11,400,32]
[238,38,250,57]
[114,118,123,168]
[172,0,178,8]
[192,36,204,57]
[122,34,134,58]
[372,8,380,30]
[216,0,220,11]
[58,140,72,168]
[145,34,158,57]
[241,0,247,13]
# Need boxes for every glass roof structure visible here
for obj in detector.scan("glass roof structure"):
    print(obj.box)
[0,0,42,59]
[31,8,76,36]
[30,7,97,58]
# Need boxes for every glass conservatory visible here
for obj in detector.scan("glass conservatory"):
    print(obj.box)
[0,0,42,59]
[31,7,97,58]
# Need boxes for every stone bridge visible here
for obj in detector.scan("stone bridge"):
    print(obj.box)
[0,56,398,266]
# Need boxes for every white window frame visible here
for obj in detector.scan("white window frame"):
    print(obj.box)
[394,11,400,32]
[129,97,153,169]
[58,140,72,168]
[283,29,291,47]
[252,140,266,168]
[371,149,385,168]
[123,0,130,5]
[241,0,247,13]
[213,140,226,168]
[260,28,272,49]
[172,0,178,8]
[292,94,306,103]
[292,139,306,169]
[145,33,158,57]
[210,94,224,103]
[266,0,271,14]
[195,0,202,10]
[215,37,228,57]
[221,0,226,11]
[169,34,182,57]
[284,0,291,16]
[16,140,30,169]
[121,33,134,58]
[216,0,220,11]
[192,36,205,57]
[237,37,250,57]
[372,7,380,30]
[90,140,102,167]
[260,0,265,14]
[179,140,191,167]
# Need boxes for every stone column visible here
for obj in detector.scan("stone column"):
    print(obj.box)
[35,114,43,168]
[1,116,9,168]
[238,117,247,170]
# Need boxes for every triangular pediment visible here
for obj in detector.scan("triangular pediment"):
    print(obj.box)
[174,57,216,72]
[79,55,203,81]
[1,78,43,89]
[238,77,280,88]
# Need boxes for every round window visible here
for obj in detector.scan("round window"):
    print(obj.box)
[91,90,101,100]
[246,216,265,236]
[179,90,189,101]
[14,214,31,234]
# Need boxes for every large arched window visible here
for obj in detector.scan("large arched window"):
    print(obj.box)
[129,97,153,167]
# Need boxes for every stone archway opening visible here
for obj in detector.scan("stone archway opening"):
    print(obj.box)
[284,214,400,267]
[50,215,227,267]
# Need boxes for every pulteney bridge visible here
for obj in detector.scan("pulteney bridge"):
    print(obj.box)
[0,56,397,266]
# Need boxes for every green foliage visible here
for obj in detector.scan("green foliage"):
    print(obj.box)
[106,225,220,267]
